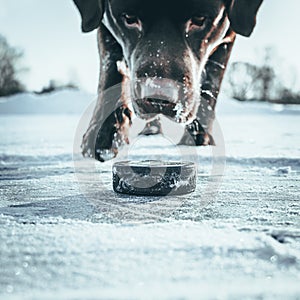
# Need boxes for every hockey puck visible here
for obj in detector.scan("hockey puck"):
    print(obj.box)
[112,160,197,196]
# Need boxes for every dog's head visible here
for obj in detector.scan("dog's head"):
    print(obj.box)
[74,0,263,123]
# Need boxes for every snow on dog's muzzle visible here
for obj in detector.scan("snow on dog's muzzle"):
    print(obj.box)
[132,78,188,121]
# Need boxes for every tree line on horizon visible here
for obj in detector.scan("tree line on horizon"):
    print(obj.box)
[225,47,300,104]
[0,34,78,97]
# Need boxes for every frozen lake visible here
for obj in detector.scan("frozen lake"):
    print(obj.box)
[0,94,300,299]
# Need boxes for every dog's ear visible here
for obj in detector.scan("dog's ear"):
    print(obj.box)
[227,0,263,37]
[73,0,103,32]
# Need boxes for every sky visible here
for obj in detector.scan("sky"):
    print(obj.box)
[0,0,299,94]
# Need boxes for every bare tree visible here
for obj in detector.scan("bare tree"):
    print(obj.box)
[226,46,300,104]
[255,47,276,100]
[0,34,25,96]
[226,62,260,101]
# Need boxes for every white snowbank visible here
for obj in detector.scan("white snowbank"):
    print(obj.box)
[0,89,96,114]
[217,94,300,115]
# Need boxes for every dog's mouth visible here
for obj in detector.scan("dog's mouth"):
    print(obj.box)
[130,78,196,123]
[133,97,177,120]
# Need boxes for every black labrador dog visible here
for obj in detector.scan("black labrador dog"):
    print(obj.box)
[73,0,263,161]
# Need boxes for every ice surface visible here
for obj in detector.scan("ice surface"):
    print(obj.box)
[0,92,299,299]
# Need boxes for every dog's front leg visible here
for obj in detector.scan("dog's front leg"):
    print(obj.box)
[179,33,236,146]
[81,24,132,161]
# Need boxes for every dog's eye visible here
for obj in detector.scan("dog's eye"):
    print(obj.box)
[192,16,206,27]
[188,16,208,31]
[122,14,141,30]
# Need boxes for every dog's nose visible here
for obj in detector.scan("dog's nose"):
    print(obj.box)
[135,78,179,103]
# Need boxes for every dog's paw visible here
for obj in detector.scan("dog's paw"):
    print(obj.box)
[138,118,162,136]
[178,119,215,146]
[81,105,132,162]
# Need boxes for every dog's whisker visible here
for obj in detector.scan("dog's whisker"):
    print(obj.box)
[208,59,226,69]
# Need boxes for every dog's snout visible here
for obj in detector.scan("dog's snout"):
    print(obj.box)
[135,78,180,103]
[135,59,185,82]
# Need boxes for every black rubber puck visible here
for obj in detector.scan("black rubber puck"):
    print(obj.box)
[112,160,197,196]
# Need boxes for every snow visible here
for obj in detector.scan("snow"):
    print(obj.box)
[0,89,95,114]
[0,90,299,299]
